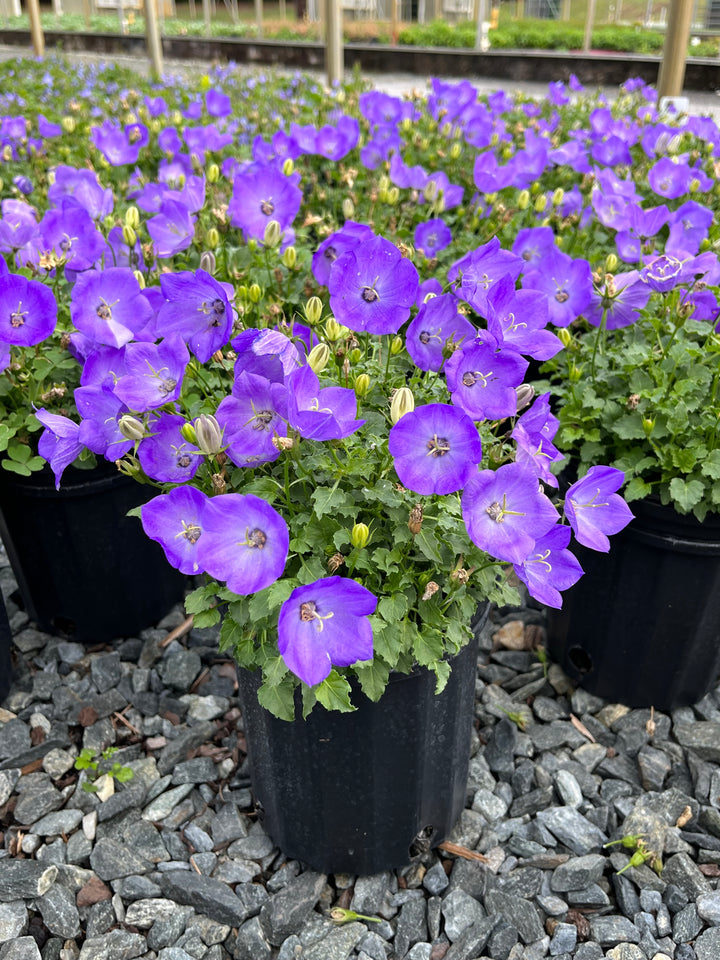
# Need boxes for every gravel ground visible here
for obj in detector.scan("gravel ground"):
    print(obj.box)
[3,545,720,960]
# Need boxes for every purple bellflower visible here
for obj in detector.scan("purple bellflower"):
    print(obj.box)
[70,267,153,349]
[141,486,212,575]
[414,218,452,258]
[231,328,301,383]
[0,273,57,346]
[448,237,524,316]
[445,340,528,421]
[137,412,201,483]
[277,577,377,687]
[156,268,233,363]
[147,199,196,259]
[585,271,650,329]
[461,462,560,564]
[328,233,419,335]
[312,221,374,287]
[512,525,584,608]
[484,277,561,361]
[286,366,364,441]
[34,409,84,489]
[216,371,289,466]
[0,199,38,253]
[389,402,483,496]
[522,249,593,328]
[511,392,564,487]
[113,336,189,412]
[405,293,475,373]
[74,384,133,461]
[228,162,302,244]
[648,157,691,199]
[564,466,634,552]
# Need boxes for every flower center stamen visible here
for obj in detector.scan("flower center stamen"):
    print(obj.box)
[260,199,274,216]
[299,600,335,632]
[427,434,451,457]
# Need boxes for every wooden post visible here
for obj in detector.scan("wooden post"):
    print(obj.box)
[516,0,523,19]
[82,0,91,27]
[561,0,570,18]
[255,0,263,35]
[279,0,286,18]
[52,0,62,16]
[27,0,44,55]
[582,0,595,51]
[326,0,343,84]
[417,0,425,22]
[657,0,694,98]
[203,0,211,34]
[145,0,163,78]
[390,0,397,40]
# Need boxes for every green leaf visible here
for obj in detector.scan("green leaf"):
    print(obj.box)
[415,525,443,563]
[315,671,356,713]
[114,767,134,783]
[370,617,404,665]
[219,616,246,654]
[669,477,704,512]
[2,459,31,476]
[263,655,289,686]
[185,584,219,616]
[413,626,444,666]
[671,447,697,472]
[355,659,390,702]
[192,608,221,630]
[624,477,653,502]
[430,658,451,694]
[378,594,408,623]
[257,677,297,721]
[703,449,720,480]
[311,484,354,519]
[241,477,283,503]
[125,505,143,519]
[612,414,646,440]
[81,782,99,793]
[247,579,295,621]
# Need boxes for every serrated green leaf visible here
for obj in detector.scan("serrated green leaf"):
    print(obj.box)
[669,477,704,512]
[263,655,289,686]
[257,677,297,721]
[378,594,408,623]
[430,658,451,694]
[354,659,390,702]
[315,671,356,713]
[624,477,653,502]
[612,414,646,440]
[671,447,697,472]
[248,579,295,621]
[185,584,218,616]
[704,450,720,480]
[413,626,444,666]
[311,484,354,519]
[415,525,443,563]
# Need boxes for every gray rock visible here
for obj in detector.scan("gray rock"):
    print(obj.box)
[211,803,249,845]
[123,898,180,928]
[673,903,704,942]
[0,861,57,901]
[184,822,213,853]
[161,650,202,691]
[443,917,497,960]
[156,721,217,776]
[405,945,432,960]
[422,861,449,896]
[675,722,720,762]
[554,769,583,808]
[172,757,218,784]
[30,808,84,836]
[0,937,41,960]
[472,787,508,822]
[394,898,427,958]
[77,929,147,960]
[301,922,369,960]
[0,769,19,807]
[227,827,276,861]
[696,927,720,960]
[606,946,646,960]
[550,854,605,892]
[589,916,641,947]
[350,873,395,915]
[485,890,544,944]
[37,882,80,938]
[112,875,163,901]
[484,719,517,781]
[142,783,195,821]
[697,890,720,926]
[573,946,604,960]
[91,653,122,693]
[549,922,577,955]
[0,902,26,944]
[637,745,671,791]
[89,838,154,880]
[161,870,257,926]
[662,853,710,901]
[536,807,608,855]
[0,719,30,760]
[441,889,486,941]
[86,901,115,939]
[147,911,193,951]
[14,777,64,824]
[258,871,326,946]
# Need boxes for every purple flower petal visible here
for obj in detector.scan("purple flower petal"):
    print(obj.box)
[564,466,634,552]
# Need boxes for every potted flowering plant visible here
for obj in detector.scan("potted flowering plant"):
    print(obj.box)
[1,61,638,872]
[539,225,720,709]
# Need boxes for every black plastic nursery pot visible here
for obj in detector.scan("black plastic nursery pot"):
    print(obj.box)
[546,498,720,710]
[0,462,186,644]
[0,587,12,704]
[238,631,481,875]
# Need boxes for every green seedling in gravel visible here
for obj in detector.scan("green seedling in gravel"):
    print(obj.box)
[603,833,647,851]
[75,746,134,793]
[329,908,381,925]
[497,705,528,731]
[535,646,549,680]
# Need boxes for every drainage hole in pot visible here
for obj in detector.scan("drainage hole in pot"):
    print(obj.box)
[409,824,435,859]
[568,645,593,675]
[52,615,77,637]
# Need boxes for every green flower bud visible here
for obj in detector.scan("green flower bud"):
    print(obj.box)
[122,224,137,247]
[390,387,415,424]
[180,422,198,445]
[350,522,370,549]
[307,342,331,374]
[390,336,403,355]
[423,180,438,202]
[306,296,323,325]
[62,116,76,133]
[118,415,146,442]
[606,253,618,272]
[342,197,355,219]
[150,118,162,134]
[282,157,294,176]
[557,327,572,348]
[441,120,452,136]
[103,214,115,231]
[281,246,296,268]
[263,219,282,248]
[206,227,220,249]
[207,162,220,183]
[237,284,248,300]
[401,117,412,132]
[354,373,370,398]
[387,187,400,205]
[349,348,362,363]
[642,416,655,437]
[534,194,548,213]
[568,363,582,383]
[124,206,140,229]
[551,187,565,207]
[133,270,146,290]
[199,251,216,276]
[325,317,343,341]
[248,283,262,303]
[248,238,258,253]
[450,142,461,160]
[517,190,530,210]
[194,414,224,455]
[689,178,700,193]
